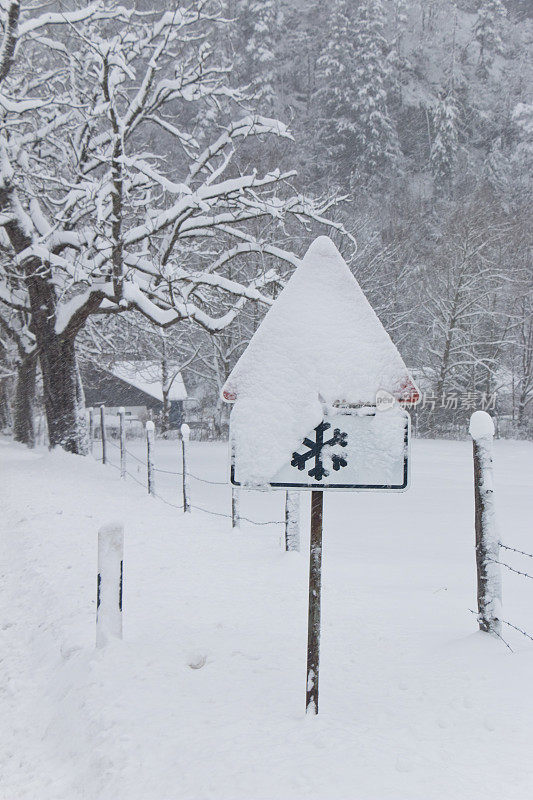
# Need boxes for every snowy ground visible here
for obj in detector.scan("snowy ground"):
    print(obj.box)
[1,435,533,800]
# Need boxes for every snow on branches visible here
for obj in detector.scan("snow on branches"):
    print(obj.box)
[0,1,349,451]
[0,2,348,335]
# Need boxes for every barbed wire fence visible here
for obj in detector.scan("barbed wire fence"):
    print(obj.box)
[469,410,533,650]
[489,544,533,649]
[90,406,287,530]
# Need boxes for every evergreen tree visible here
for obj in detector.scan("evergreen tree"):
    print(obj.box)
[316,0,400,186]
[315,0,358,166]
[430,90,459,190]
[474,0,506,77]
[387,0,409,111]
[235,0,280,110]
[391,0,408,53]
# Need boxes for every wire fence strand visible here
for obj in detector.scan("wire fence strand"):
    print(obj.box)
[188,472,227,486]
[501,618,533,643]
[153,492,184,510]
[499,542,533,559]
[191,504,233,520]
[487,557,533,581]
[104,436,147,466]
[124,446,148,466]
[468,609,514,652]
[100,435,228,484]
[190,503,283,525]
[154,466,182,476]
[124,467,150,490]
[468,608,533,648]
[94,444,283,527]
[240,514,284,527]
[494,629,514,652]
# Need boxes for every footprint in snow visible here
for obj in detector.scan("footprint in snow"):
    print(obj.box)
[188,654,207,670]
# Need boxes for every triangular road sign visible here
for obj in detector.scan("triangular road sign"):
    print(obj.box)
[222,236,419,485]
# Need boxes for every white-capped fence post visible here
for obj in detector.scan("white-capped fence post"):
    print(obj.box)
[469,411,502,636]
[100,405,107,464]
[146,421,155,496]
[88,407,94,454]
[96,522,124,648]
[118,407,126,479]
[232,487,240,528]
[284,491,300,552]
[181,423,191,512]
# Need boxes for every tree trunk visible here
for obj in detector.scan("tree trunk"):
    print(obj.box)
[161,389,170,436]
[516,381,531,430]
[0,378,13,430]
[160,333,170,436]
[39,333,88,454]
[13,352,37,447]
[1,188,91,455]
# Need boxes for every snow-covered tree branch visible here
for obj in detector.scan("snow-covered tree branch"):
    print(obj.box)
[0,1,349,452]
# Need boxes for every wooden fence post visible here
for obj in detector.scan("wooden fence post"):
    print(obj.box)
[232,487,240,528]
[284,491,300,552]
[100,404,106,464]
[469,411,502,636]
[146,420,155,496]
[88,407,94,454]
[306,490,323,715]
[181,423,191,512]
[96,522,124,648]
[118,407,126,479]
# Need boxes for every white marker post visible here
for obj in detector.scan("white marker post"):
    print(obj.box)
[232,487,240,528]
[100,405,107,464]
[181,423,191,512]
[96,522,124,648]
[146,420,155,496]
[469,411,502,636]
[284,491,300,551]
[118,407,126,479]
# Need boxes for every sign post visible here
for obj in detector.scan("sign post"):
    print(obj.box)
[306,491,323,714]
[221,236,419,714]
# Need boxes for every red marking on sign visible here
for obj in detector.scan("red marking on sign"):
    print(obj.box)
[223,388,237,402]
[397,378,420,405]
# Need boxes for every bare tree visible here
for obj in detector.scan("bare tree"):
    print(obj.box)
[420,203,510,401]
[509,293,533,428]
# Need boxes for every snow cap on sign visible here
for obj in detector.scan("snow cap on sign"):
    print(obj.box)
[222,236,419,485]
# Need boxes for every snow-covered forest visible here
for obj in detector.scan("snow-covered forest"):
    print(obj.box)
[0,0,531,448]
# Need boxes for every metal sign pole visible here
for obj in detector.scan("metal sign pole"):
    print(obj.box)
[306,490,323,715]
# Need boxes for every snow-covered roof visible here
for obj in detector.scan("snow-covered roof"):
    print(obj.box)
[222,236,418,485]
[109,361,187,402]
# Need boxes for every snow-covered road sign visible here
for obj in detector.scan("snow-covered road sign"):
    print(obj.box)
[221,235,418,489]
[231,407,410,490]
[222,235,418,716]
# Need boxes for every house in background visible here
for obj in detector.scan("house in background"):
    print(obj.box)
[81,360,188,429]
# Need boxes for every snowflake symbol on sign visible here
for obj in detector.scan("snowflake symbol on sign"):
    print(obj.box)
[291,421,348,481]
